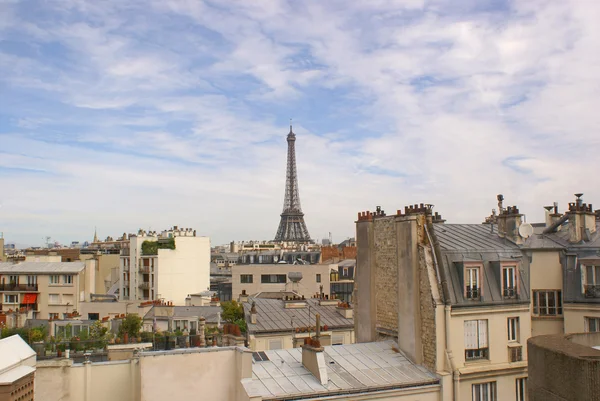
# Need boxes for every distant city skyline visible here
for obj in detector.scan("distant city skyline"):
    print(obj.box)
[1,1,599,247]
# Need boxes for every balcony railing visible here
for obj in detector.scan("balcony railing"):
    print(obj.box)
[509,346,523,362]
[123,265,130,272]
[503,287,517,298]
[139,266,152,274]
[585,285,600,298]
[139,282,151,289]
[0,283,39,291]
[466,287,479,300]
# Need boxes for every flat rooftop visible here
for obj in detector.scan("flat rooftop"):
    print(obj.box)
[244,341,438,400]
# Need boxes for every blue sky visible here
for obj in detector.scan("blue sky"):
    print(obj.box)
[1,0,599,247]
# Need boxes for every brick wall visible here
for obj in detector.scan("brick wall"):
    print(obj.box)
[321,247,340,262]
[418,244,437,372]
[342,247,357,260]
[374,216,398,335]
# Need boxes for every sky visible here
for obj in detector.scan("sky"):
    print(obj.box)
[1,0,599,247]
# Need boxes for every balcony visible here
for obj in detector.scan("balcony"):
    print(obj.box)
[139,266,152,274]
[466,287,479,300]
[503,287,517,299]
[123,265,130,272]
[139,282,151,290]
[584,285,600,298]
[509,345,523,362]
[0,283,39,292]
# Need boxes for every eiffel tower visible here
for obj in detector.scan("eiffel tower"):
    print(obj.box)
[274,124,312,242]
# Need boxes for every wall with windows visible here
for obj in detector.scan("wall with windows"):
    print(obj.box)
[231,264,331,300]
[563,305,600,333]
[450,306,531,368]
[459,374,528,401]
[529,251,564,337]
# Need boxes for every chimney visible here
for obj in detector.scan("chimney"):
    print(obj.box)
[498,204,524,244]
[250,302,257,324]
[496,195,507,237]
[544,206,554,228]
[198,317,206,347]
[302,314,328,386]
[239,289,249,303]
[568,193,596,243]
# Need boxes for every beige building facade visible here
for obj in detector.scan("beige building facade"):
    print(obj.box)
[0,261,96,320]
[232,264,331,301]
[119,226,210,304]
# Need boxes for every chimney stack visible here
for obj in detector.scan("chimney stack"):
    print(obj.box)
[567,193,596,243]
[301,314,328,386]
[250,302,257,324]
[496,196,525,244]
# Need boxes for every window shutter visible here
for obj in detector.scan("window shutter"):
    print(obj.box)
[478,320,488,348]
[464,321,478,350]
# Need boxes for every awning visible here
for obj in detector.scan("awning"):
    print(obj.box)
[22,294,37,304]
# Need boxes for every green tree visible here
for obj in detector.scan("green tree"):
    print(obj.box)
[118,314,142,339]
[220,301,244,322]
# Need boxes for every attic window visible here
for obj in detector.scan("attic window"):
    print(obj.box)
[463,264,482,300]
[502,266,517,298]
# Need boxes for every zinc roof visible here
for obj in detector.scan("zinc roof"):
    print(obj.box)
[433,224,520,252]
[244,341,438,400]
[243,298,353,334]
[143,306,221,324]
[0,335,36,374]
[0,261,86,274]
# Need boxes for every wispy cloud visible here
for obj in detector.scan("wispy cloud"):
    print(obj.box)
[0,0,599,246]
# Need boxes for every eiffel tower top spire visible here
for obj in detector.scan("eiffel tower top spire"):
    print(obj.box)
[274,123,311,242]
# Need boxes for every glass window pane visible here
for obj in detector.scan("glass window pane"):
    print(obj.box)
[587,266,594,284]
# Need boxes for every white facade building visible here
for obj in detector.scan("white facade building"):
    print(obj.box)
[119,226,210,305]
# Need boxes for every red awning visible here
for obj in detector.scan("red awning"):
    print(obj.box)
[22,294,38,304]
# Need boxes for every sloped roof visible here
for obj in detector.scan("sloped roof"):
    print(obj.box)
[143,306,221,324]
[243,297,353,334]
[524,221,600,250]
[244,341,438,399]
[0,335,36,374]
[433,224,521,252]
[0,261,86,274]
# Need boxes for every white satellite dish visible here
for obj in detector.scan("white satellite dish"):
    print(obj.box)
[519,223,533,238]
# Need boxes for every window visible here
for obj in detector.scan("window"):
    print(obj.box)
[465,267,480,300]
[4,294,18,304]
[342,267,349,277]
[508,317,519,342]
[49,313,59,320]
[88,313,99,321]
[48,294,60,305]
[240,274,253,284]
[532,290,562,316]
[464,320,488,360]
[49,275,60,284]
[9,275,18,284]
[63,275,73,284]
[26,275,37,285]
[472,382,496,401]
[502,266,517,297]
[584,265,600,297]
[174,320,189,331]
[316,274,322,283]
[585,317,600,332]
[516,378,527,401]
[261,274,286,284]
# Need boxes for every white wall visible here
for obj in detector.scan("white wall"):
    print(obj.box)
[156,236,211,305]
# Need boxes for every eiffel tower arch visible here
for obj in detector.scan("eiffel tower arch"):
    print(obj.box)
[274,124,312,243]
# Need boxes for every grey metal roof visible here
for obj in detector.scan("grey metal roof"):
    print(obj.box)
[143,306,221,324]
[433,224,521,252]
[0,261,86,274]
[244,298,353,334]
[337,259,356,268]
[244,341,438,400]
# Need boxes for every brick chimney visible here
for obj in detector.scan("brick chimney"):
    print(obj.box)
[497,205,524,245]
[568,193,596,243]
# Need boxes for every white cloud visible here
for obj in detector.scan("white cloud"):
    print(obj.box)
[0,0,599,246]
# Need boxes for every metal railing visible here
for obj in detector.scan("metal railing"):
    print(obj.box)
[585,285,600,298]
[0,283,39,291]
[466,287,479,300]
[503,287,516,298]
[139,282,151,289]
[139,266,152,274]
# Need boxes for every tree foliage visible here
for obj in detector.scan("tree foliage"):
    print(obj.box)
[141,238,176,255]
[221,300,244,323]
[118,314,142,338]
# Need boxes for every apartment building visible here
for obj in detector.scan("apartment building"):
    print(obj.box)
[356,203,530,401]
[119,226,210,305]
[0,260,96,320]
[524,194,600,336]
[329,259,355,302]
[231,263,331,301]
[243,296,355,351]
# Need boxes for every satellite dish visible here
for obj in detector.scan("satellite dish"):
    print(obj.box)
[519,223,533,238]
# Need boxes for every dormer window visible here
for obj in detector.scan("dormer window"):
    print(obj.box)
[502,266,517,298]
[584,264,600,297]
[465,266,481,300]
